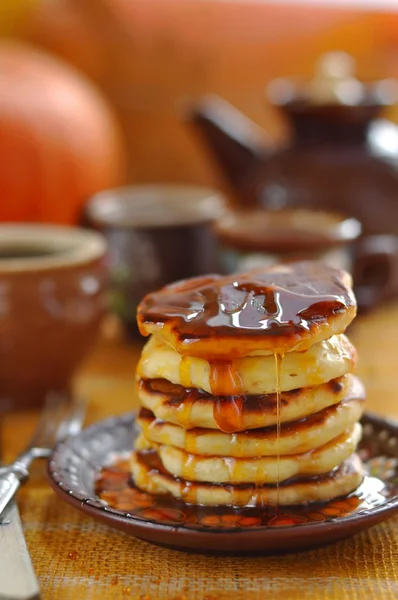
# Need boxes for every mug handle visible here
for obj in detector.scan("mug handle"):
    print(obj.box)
[353,235,398,312]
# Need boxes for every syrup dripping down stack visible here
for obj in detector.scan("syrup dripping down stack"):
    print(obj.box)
[131,262,366,506]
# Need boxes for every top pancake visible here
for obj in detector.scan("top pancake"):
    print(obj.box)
[137,261,356,358]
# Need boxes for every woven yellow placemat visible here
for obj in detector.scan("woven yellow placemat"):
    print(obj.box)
[4,306,398,600]
[18,481,398,600]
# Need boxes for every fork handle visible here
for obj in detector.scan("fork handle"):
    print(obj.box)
[0,468,28,518]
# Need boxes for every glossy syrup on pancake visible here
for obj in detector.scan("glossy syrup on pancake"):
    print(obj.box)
[179,353,284,501]
[139,378,292,415]
[96,455,386,521]
[183,354,283,502]
[139,379,283,433]
[136,262,357,507]
[138,396,365,460]
[138,397,363,442]
[175,358,194,429]
[138,377,354,431]
[213,396,245,433]
[275,353,284,505]
[176,357,195,499]
[137,262,355,354]
[133,448,354,489]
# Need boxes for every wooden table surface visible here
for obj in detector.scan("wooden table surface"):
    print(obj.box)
[2,305,398,600]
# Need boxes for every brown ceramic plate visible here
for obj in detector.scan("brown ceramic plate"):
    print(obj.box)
[47,412,398,554]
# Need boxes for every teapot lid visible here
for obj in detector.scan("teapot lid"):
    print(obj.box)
[268,52,398,108]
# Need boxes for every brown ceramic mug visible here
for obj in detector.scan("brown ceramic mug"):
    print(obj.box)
[353,235,398,312]
[0,225,107,411]
[86,185,225,337]
[214,208,362,273]
[214,208,398,312]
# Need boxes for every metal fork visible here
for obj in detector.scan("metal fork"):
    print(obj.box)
[0,392,86,517]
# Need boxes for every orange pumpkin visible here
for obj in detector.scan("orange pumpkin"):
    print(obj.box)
[0,42,125,223]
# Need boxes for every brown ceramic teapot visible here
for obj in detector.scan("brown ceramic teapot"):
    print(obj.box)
[189,52,398,237]
[189,52,398,309]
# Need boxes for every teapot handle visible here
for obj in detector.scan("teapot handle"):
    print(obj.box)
[353,235,398,312]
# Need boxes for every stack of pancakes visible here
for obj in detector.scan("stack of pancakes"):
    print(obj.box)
[131,261,365,506]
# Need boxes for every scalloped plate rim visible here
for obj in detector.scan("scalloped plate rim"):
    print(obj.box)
[47,411,398,550]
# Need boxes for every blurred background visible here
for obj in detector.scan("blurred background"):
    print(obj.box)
[3,0,398,411]
[3,0,398,191]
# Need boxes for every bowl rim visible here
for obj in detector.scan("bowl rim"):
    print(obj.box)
[0,224,107,272]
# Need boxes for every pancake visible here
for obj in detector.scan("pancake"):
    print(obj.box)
[130,451,364,506]
[137,261,356,359]
[137,334,356,396]
[137,397,365,457]
[138,373,363,431]
[135,423,361,485]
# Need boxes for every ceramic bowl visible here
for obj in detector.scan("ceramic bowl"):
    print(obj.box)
[0,225,107,410]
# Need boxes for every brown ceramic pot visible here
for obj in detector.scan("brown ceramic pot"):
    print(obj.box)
[0,225,107,411]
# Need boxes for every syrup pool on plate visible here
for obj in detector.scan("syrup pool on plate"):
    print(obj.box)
[95,457,392,530]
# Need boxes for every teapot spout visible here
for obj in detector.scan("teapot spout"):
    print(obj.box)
[187,95,268,197]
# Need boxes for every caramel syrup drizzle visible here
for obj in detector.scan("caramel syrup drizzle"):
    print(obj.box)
[176,348,286,506]
[211,361,247,497]
[274,352,284,507]
[210,359,268,505]
[211,362,244,434]
[178,356,245,499]
[144,263,354,507]
[98,455,368,525]
[178,357,195,500]
[177,357,193,430]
